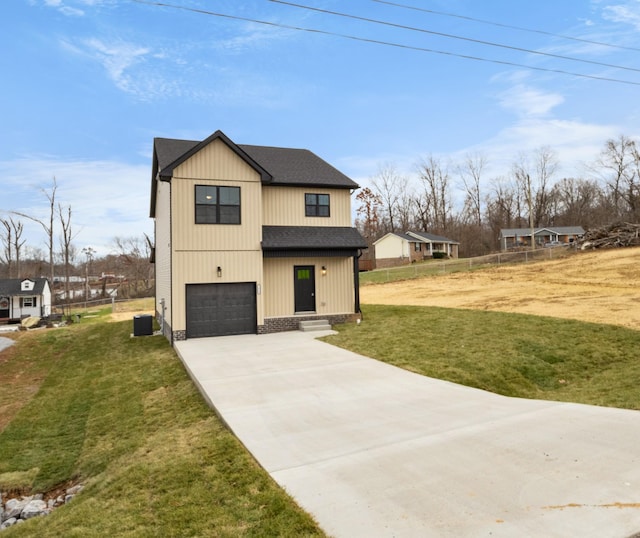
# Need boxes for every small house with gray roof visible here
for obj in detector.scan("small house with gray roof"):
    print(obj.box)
[150,130,367,341]
[0,278,52,322]
[499,226,585,251]
[373,231,460,268]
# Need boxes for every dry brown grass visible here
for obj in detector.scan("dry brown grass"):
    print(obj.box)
[361,247,640,330]
[108,297,154,322]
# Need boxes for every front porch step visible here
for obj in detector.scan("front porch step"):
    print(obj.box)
[299,319,332,332]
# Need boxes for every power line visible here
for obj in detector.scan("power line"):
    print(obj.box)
[270,0,640,73]
[372,0,640,53]
[130,0,640,86]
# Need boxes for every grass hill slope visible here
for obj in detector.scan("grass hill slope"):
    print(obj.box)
[361,248,640,330]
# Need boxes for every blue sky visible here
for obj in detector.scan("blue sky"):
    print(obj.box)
[3,0,640,256]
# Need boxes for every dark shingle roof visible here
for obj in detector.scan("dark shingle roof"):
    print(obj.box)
[262,226,367,250]
[0,278,49,296]
[154,138,199,172]
[152,130,358,189]
[499,226,585,238]
[408,231,460,244]
[239,145,358,188]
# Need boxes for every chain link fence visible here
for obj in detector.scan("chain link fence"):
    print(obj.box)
[363,246,574,284]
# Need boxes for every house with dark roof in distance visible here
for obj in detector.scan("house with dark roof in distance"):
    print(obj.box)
[149,130,367,341]
[373,231,460,269]
[498,226,585,251]
[0,278,52,323]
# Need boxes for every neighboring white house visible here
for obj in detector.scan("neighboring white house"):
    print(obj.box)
[373,231,460,268]
[0,278,52,322]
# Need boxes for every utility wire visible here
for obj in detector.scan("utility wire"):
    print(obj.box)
[372,0,640,53]
[130,0,640,86]
[269,0,640,73]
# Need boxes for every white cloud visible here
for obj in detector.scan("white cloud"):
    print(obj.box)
[498,85,565,117]
[43,0,84,16]
[0,157,152,256]
[83,38,151,94]
[603,2,640,29]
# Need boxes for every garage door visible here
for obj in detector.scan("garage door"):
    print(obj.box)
[186,283,257,338]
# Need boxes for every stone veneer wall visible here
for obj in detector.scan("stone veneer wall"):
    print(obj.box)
[258,314,357,334]
[167,314,360,340]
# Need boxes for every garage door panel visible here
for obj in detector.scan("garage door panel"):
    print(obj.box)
[186,283,256,338]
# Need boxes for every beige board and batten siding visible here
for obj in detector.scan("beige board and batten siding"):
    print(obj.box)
[171,138,263,252]
[154,179,172,330]
[263,257,354,318]
[262,186,352,226]
[169,138,265,333]
[171,251,263,330]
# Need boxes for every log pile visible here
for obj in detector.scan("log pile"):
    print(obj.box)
[579,222,640,250]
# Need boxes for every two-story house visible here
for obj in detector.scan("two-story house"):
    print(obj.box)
[149,130,367,342]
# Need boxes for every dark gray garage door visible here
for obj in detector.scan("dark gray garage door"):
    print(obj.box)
[186,283,257,338]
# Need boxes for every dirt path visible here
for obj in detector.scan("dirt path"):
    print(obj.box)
[361,248,640,330]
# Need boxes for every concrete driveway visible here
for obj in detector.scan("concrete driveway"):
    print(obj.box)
[175,331,640,538]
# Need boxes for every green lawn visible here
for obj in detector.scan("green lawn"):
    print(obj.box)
[0,316,325,537]
[2,301,638,536]
[323,305,640,410]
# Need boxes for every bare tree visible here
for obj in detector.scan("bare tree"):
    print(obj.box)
[627,142,640,220]
[10,218,26,278]
[415,156,452,233]
[0,219,13,278]
[485,177,517,250]
[549,177,602,226]
[533,146,559,225]
[592,135,638,220]
[0,217,26,278]
[112,235,153,297]
[457,153,486,229]
[371,164,408,234]
[12,177,57,286]
[58,204,75,313]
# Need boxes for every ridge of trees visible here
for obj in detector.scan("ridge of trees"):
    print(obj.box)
[357,135,640,257]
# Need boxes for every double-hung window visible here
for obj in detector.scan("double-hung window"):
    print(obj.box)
[21,297,36,308]
[195,185,241,224]
[305,193,330,217]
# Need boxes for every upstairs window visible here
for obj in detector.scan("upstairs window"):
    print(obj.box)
[195,185,241,224]
[305,193,330,217]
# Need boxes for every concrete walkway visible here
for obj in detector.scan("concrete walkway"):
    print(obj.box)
[175,332,640,538]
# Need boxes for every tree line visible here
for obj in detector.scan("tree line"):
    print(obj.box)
[356,135,640,257]
[0,178,153,303]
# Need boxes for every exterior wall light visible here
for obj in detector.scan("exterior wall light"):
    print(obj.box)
[321,266,327,276]
[217,266,222,278]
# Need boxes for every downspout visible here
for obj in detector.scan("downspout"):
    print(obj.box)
[354,250,362,314]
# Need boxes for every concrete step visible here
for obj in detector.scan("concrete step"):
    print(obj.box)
[299,319,332,332]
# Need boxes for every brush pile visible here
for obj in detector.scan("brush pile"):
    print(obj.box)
[579,222,640,249]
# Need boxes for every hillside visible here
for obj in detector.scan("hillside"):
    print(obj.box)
[361,247,640,330]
